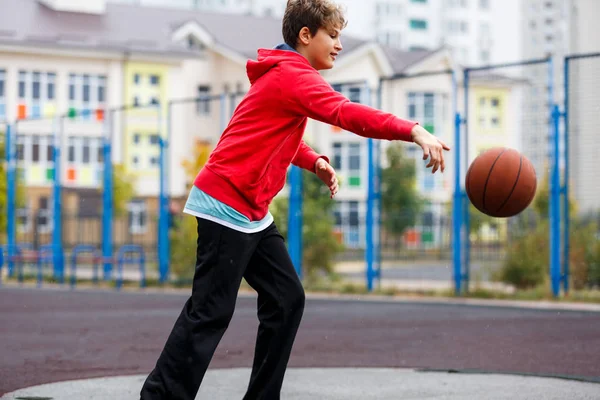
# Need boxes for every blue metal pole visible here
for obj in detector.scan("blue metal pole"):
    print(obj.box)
[365,82,376,292]
[158,104,169,283]
[52,117,64,283]
[550,104,561,298]
[462,69,471,291]
[366,136,374,292]
[452,112,462,295]
[562,57,570,294]
[287,165,303,278]
[6,124,16,277]
[102,112,113,280]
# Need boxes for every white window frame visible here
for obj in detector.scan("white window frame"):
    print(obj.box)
[128,199,148,234]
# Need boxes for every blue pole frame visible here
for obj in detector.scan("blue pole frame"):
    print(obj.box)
[5,123,16,277]
[452,70,463,295]
[53,117,64,282]
[102,112,113,280]
[288,165,303,278]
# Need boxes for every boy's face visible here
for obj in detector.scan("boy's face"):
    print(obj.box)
[301,26,343,70]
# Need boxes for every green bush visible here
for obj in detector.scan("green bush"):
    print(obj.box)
[169,215,198,282]
[499,222,548,289]
[588,239,600,288]
[271,168,344,284]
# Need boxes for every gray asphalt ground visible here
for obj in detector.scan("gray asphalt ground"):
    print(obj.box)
[1,286,599,399]
[3,368,600,400]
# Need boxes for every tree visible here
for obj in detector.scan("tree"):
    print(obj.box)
[181,140,211,187]
[0,133,25,240]
[271,165,343,282]
[111,164,136,217]
[169,139,212,281]
[381,143,422,238]
[533,167,577,220]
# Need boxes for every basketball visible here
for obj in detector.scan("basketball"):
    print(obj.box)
[465,147,537,218]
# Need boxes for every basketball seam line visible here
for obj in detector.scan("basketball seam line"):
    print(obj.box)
[496,155,523,214]
[482,148,507,213]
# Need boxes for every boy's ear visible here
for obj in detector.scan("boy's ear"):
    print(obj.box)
[298,27,312,46]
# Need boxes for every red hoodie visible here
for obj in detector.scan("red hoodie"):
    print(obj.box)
[194,49,417,221]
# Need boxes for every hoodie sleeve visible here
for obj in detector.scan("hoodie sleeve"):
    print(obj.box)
[292,141,330,173]
[285,69,417,142]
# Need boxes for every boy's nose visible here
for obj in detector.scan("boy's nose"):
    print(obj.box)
[335,39,343,51]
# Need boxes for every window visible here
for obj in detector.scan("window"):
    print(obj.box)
[32,72,41,100]
[348,143,361,187]
[411,0,427,3]
[19,71,26,98]
[47,73,55,100]
[68,74,107,118]
[82,138,90,164]
[69,74,76,101]
[332,141,362,187]
[348,87,362,104]
[477,95,503,130]
[32,137,40,162]
[332,143,342,169]
[134,73,140,84]
[98,76,106,103]
[82,75,91,103]
[410,19,428,30]
[334,201,364,248]
[46,137,54,162]
[68,137,76,162]
[480,50,490,63]
[128,200,148,234]
[37,196,53,234]
[149,134,160,145]
[407,92,445,192]
[17,205,31,233]
[197,85,211,115]
[150,75,160,85]
[479,0,489,9]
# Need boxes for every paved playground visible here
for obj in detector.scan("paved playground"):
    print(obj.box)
[1,286,599,399]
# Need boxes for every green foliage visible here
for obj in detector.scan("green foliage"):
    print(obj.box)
[533,168,577,219]
[271,167,344,283]
[381,144,422,237]
[499,215,600,290]
[111,164,136,217]
[0,133,25,240]
[569,216,600,289]
[499,221,548,289]
[168,140,211,281]
[169,214,198,282]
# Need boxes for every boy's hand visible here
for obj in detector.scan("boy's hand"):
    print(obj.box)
[315,158,339,199]
[410,125,451,174]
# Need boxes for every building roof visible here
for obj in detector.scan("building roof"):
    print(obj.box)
[0,0,437,72]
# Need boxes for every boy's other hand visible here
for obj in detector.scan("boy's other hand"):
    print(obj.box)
[315,158,339,199]
[410,125,451,174]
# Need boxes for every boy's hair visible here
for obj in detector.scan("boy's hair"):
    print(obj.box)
[282,0,347,48]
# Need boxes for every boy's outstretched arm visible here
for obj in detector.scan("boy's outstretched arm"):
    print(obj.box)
[287,73,450,173]
[291,141,339,198]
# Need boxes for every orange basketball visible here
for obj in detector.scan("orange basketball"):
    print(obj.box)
[465,147,537,218]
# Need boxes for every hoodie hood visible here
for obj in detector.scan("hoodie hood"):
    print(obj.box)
[246,48,310,84]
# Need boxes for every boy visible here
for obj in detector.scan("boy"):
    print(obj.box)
[141,0,449,399]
